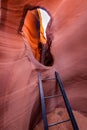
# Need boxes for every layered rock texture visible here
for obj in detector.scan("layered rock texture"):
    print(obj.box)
[0,0,87,130]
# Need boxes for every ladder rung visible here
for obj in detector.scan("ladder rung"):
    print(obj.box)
[42,77,55,81]
[48,119,70,127]
[44,94,62,99]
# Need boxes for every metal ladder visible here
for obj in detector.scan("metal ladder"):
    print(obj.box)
[38,71,79,130]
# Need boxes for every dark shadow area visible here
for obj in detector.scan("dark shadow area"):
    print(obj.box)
[0,0,8,27]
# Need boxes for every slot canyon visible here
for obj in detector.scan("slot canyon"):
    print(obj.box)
[0,0,87,130]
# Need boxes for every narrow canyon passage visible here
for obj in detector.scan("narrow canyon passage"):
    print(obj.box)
[0,0,87,130]
[19,7,54,66]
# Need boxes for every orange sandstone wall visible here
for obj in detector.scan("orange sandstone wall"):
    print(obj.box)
[51,0,87,116]
[0,0,87,130]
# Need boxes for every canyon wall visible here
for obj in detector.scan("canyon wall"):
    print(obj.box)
[0,0,87,129]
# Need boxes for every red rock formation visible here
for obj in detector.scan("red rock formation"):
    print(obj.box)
[0,0,87,130]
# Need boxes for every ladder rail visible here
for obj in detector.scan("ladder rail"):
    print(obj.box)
[38,73,48,130]
[55,71,79,130]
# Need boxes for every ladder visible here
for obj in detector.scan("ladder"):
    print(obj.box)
[38,71,79,130]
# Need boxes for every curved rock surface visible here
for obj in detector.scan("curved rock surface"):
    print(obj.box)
[0,0,87,130]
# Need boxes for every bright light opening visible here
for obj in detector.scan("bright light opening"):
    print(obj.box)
[39,8,50,38]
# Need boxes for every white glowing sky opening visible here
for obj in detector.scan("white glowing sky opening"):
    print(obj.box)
[39,8,50,38]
